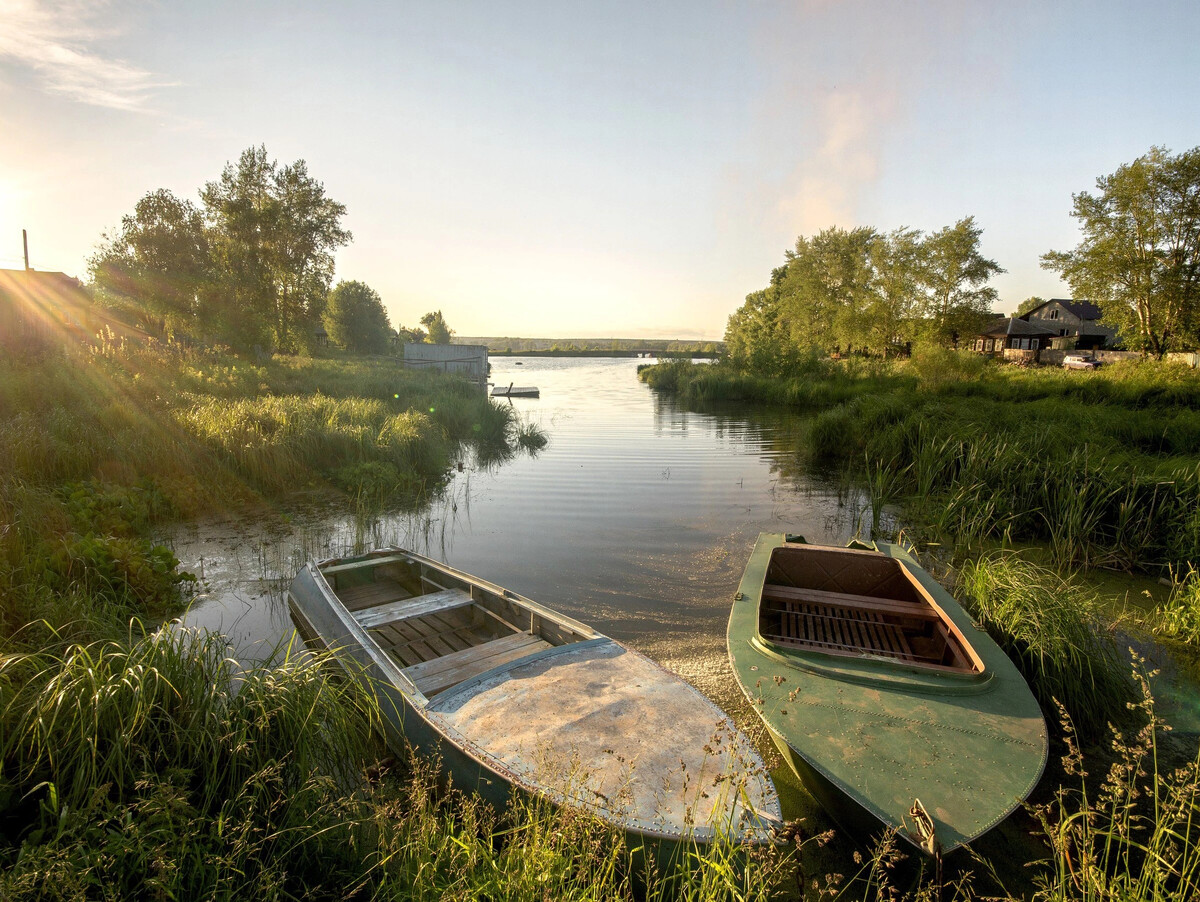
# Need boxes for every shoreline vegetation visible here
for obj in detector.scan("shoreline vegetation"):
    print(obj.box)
[638,350,1200,897]
[5,139,1200,897]
[1,338,1195,899]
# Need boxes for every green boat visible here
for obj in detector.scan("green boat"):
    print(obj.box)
[729,534,1047,856]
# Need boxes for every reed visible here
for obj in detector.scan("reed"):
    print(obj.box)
[1152,566,1200,644]
[957,554,1136,741]
[641,356,1200,573]
[0,628,385,899]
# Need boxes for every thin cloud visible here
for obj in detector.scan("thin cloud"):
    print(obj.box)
[0,0,169,111]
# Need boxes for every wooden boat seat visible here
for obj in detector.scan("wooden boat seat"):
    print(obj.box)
[352,588,472,629]
[762,584,938,620]
[336,576,413,612]
[402,631,553,697]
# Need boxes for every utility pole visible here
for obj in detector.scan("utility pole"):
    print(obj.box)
[22,229,30,270]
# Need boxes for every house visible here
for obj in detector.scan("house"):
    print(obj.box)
[1021,299,1117,350]
[975,317,1058,354]
[0,268,148,348]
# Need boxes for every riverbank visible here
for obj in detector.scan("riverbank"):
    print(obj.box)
[5,345,1199,899]
[638,351,1200,898]
[640,351,1200,574]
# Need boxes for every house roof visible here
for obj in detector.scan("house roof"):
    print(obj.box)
[0,269,92,324]
[980,316,1058,338]
[0,268,149,342]
[1024,298,1104,321]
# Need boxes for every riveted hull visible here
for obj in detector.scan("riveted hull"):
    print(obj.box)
[729,535,1047,855]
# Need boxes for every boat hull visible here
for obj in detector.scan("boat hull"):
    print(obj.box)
[289,548,782,853]
[728,535,1047,855]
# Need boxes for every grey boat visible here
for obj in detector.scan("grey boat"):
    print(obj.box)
[288,547,781,849]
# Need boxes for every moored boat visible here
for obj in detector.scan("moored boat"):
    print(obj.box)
[289,548,781,849]
[728,534,1047,856]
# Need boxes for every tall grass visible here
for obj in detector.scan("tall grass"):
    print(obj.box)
[641,357,1200,573]
[1152,566,1200,644]
[0,628,384,899]
[958,554,1136,741]
[1029,679,1200,902]
[0,624,791,900]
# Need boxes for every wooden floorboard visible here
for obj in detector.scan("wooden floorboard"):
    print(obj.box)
[403,632,552,697]
[764,601,922,662]
[337,578,412,612]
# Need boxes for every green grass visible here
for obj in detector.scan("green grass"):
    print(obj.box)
[641,356,1200,574]
[1153,566,1200,645]
[1028,677,1200,902]
[958,554,1137,742]
[0,625,793,900]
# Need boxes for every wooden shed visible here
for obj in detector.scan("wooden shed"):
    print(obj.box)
[402,343,488,386]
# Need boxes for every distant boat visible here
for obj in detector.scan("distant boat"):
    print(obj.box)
[729,534,1047,856]
[491,383,539,398]
[289,548,782,851]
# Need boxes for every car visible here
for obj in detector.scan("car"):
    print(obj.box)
[1063,354,1102,369]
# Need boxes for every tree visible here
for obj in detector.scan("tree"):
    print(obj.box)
[324,280,391,354]
[867,227,927,353]
[920,217,1003,346]
[88,189,211,334]
[1042,146,1200,356]
[725,286,787,373]
[772,228,876,353]
[420,310,454,344]
[1014,296,1046,317]
[202,146,351,353]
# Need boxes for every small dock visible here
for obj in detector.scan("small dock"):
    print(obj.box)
[491,383,540,398]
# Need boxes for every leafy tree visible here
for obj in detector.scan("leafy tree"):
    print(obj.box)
[725,286,787,373]
[396,325,427,344]
[1042,146,1200,356]
[920,216,1003,346]
[323,280,392,354]
[867,227,927,353]
[202,146,351,354]
[88,189,211,334]
[1014,296,1046,317]
[420,310,454,344]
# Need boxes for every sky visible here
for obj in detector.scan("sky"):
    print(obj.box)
[2,1,1200,340]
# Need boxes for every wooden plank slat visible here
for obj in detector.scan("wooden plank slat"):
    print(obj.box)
[321,553,410,575]
[352,589,471,629]
[763,584,938,620]
[337,578,412,612]
[403,632,551,697]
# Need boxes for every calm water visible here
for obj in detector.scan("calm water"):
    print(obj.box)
[176,356,870,715]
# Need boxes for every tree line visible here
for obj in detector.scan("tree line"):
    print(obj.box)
[726,146,1200,370]
[90,146,451,355]
[724,217,1002,373]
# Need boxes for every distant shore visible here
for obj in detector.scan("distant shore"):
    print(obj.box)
[487,348,719,359]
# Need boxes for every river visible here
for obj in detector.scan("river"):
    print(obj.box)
[175,356,877,718]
